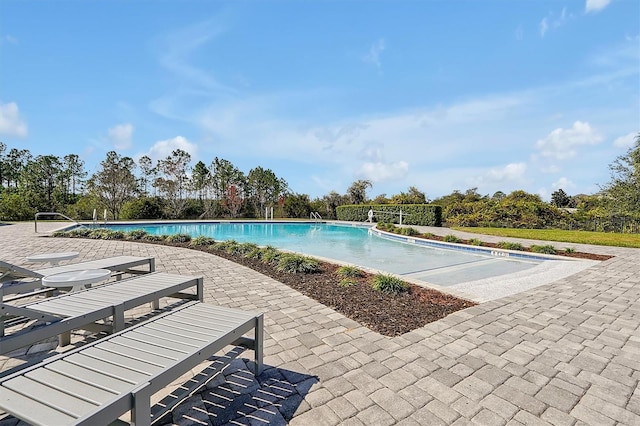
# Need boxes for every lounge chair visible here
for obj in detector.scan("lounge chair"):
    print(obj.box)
[0,300,263,426]
[0,272,202,355]
[0,255,156,299]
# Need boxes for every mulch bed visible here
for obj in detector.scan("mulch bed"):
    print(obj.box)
[176,244,475,337]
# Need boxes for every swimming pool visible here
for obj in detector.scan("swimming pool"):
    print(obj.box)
[91,221,549,288]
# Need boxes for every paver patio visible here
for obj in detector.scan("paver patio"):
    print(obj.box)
[1,221,639,425]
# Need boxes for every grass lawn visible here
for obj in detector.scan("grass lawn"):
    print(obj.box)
[454,227,640,248]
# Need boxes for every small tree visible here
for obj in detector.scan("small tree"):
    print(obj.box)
[87,151,138,220]
[347,179,372,204]
[599,133,640,216]
[551,188,572,208]
[224,184,244,218]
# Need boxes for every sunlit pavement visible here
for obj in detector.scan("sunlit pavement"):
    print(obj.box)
[1,222,639,425]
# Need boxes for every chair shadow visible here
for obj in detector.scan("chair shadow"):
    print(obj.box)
[158,353,319,426]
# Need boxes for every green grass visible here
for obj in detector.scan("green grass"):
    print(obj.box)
[454,227,640,248]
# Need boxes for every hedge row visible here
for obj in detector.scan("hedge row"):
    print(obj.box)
[336,204,442,226]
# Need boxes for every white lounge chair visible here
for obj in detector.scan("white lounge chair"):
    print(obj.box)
[0,255,156,299]
[0,300,263,426]
[1,272,202,354]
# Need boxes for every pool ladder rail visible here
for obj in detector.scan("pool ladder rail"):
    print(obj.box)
[310,212,322,222]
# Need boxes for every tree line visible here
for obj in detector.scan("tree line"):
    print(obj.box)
[0,134,638,232]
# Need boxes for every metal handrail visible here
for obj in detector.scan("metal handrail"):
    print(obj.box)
[310,212,322,221]
[34,212,79,233]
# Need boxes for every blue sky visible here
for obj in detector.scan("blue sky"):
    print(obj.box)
[1,0,638,201]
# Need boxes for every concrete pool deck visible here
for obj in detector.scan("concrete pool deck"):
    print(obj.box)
[1,222,639,425]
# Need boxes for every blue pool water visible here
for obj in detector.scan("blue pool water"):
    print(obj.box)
[92,221,545,287]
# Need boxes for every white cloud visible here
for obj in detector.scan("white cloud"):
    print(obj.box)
[0,102,27,137]
[358,161,408,182]
[552,177,576,190]
[485,163,527,183]
[535,121,603,160]
[539,18,549,37]
[613,132,637,149]
[144,136,198,163]
[539,7,571,37]
[107,123,134,149]
[363,39,386,69]
[585,0,612,13]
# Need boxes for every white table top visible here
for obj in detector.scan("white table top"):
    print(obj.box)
[26,252,79,265]
[42,268,111,291]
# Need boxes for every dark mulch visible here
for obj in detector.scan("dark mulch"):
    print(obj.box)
[180,245,476,337]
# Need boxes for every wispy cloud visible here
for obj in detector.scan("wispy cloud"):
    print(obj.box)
[107,123,134,150]
[363,39,386,69]
[358,160,409,182]
[535,121,603,160]
[539,7,571,37]
[613,132,637,149]
[585,0,612,14]
[0,102,27,137]
[552,177,576,190]
[470,163,528,187]
[141,136,199,164]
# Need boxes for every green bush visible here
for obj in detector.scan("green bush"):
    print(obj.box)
[165,233,192,243]
[338,278,358,287]
[371,274,408,294]
[258,246,282,264]
[142,234,165,242]
[530,244,556,254]
[190,236,215,246]
[468,238,483,246]
[497,241,524,251]
[120,197,164,220]
[275,254,321,274]
[88,228,113,239]
[443,234,461,243]
[400,227,419,236]
[337,204,442,226]
[236,242,260,256]
[65,228,92,238]
[214,240,241,254]
[336,265,364,278]
[565,247,575,253]
[125,229,149,240]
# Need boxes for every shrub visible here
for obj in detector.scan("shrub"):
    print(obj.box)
[65,228,92,238]
[165,233,192,243]
[142,234,164,242]
[336,265,364,278]
[214,240,241,254]
[400,227,419,236]
[443,234,461,243]
[338,278,358,288]
[126,229,149,240]
[468,238,483,246]
[565,247,575,254]
[88,229,114,239]
[337,204,442,226]
[236,242,260,256]
[190,236,215,246]
[371,274,408,294]
[530,244,556,254]
[497,241,524,251]
[259,246,282,264]
[276,254,321,274]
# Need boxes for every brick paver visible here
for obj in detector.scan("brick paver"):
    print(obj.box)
[1,221,639,425]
